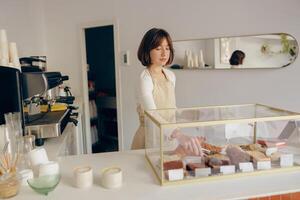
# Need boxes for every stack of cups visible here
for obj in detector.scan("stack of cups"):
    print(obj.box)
[8,42,21,70]
[0,29,21,70]
[0,29,9,66]
[23,147,59,186]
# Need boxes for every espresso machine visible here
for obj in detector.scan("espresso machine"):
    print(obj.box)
[0,65,77,146]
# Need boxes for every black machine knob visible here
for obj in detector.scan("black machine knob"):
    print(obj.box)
[35,138,45,146]
[44,72,69,90]
[61,76,69,81]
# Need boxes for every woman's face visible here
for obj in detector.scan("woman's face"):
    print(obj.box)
[149,38,170,67]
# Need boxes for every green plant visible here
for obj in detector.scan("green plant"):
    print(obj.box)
[280,33,296,57]
[260,34,297,59]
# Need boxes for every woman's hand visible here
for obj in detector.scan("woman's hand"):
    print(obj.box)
[171,130,206,156]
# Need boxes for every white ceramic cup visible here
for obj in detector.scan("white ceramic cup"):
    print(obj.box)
[28,148,49,167]
[101,167,122,189]
[73,166,93,188]
[39,161,60,177]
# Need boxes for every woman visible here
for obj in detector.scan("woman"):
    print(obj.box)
[131,28,203,156]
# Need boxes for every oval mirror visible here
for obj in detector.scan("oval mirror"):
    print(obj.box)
[171,33,298,69]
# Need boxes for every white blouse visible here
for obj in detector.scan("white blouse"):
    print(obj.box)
[139,68,176,110]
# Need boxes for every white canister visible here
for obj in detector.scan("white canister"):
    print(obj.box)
[39,161,60,177]
[101,167,122,189]
[28,148,49,167]
[73,166,93,188]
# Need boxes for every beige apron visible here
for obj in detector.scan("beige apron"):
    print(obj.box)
[131,72,176,149]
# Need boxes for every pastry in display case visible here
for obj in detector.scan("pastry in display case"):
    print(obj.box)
[144,104,300,185]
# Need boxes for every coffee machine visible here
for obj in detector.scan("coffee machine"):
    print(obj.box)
[0,65,76,145]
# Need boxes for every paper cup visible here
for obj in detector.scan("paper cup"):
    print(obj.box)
[0,29,8,43]
[0,42,9,60]
[8,42,20,68]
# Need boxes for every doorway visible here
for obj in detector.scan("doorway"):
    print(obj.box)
[81,23,122,153]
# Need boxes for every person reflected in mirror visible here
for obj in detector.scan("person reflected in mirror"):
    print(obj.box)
[131,28,204,156]
[229,50,245,68]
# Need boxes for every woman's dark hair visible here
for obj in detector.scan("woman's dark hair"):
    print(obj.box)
[229,50,245,65]
[137,28,174,67]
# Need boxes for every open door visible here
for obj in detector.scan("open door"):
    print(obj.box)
[80,22,123,153]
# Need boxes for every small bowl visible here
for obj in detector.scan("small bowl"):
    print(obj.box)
[27,174,61,195]
[0,173,21,198]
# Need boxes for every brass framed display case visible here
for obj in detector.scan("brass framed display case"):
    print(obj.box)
[144,104,300,185]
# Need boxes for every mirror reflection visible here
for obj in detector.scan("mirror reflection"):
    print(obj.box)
[171,33,298,69]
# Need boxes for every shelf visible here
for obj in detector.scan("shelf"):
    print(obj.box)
[171,67,213,70]
[252,34,295,40]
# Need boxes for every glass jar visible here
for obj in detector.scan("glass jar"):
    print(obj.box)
[0,173,20,198]
[17,135,35,170]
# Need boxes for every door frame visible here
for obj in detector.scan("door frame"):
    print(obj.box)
[79,19,124,153]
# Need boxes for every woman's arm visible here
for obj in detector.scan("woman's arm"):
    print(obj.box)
[140,72,156,110]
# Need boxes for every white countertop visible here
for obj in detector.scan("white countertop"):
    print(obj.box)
[13,150,300,200]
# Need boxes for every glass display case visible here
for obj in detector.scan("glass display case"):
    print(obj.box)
[144,104,300,185]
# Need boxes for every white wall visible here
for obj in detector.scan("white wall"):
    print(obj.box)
[2,0,300,150]
[0,0,46,57]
